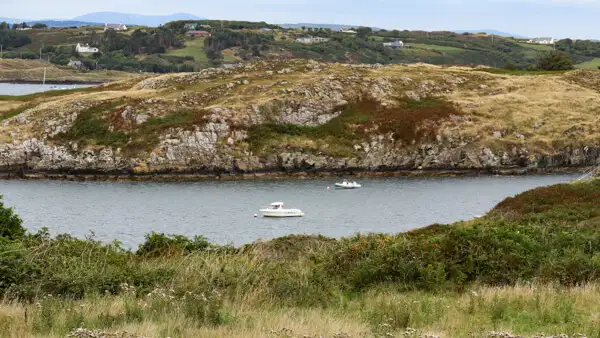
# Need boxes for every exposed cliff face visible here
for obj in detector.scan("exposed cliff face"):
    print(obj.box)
[1,60,600,178]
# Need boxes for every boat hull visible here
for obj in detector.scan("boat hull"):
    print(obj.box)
[334,183,361,189]
[259,209,304,217]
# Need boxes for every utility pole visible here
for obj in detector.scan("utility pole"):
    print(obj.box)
[0,44,3,59]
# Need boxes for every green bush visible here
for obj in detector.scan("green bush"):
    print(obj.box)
[137,232,214,257]
[537,51,574,70]
[0,196,25,240]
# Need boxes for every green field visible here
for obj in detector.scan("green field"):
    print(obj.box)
[165,38,238,64]
[518,42,554,51]
[409,43,465,53]
[576,58,600,69]
[165,37,209,62]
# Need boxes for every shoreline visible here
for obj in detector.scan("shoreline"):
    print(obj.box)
[0,166,586,182]
[0,79,105,85]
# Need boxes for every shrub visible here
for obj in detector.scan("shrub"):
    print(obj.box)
[0,196,25,240]
[137,232,214,257]
[537,51,574,70]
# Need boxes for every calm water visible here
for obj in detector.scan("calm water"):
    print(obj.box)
[0,175,577,247]
[0,83,95,95]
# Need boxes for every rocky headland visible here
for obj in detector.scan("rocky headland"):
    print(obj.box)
[1,59,600,179]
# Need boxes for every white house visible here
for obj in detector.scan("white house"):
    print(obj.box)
[527,37,554,45]
[104,23,127,31]
[296,36,330,44]
[75,43,99,53]
[383,41,404,48]
[340,28,357,34]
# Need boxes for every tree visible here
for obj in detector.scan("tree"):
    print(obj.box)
[301,26,306,31]
[0,22,8,30]
[0,197,25,240]
[564,38,573,47]
[356,26,373,39]
[537,51,574,70]
[32,23,48,29]
[21,22,28,29]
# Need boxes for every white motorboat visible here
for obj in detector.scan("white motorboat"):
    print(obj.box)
[259,202,304,218]
[334,180,362,189]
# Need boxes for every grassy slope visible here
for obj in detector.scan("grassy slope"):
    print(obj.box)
[165,37,209,62]
[15,27,103,53]
[0,59,138,83]
[410,43,466,53]
[576,58,600,69]
[517,43,554,51]
[1,178,600,337]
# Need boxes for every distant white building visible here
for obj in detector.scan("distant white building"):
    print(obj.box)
[104,23,127,31]
[296,36,330,44]
[340,28,357,34]
[527,37,554,45]
[75,43,99,53]
[383,41,404,49]
[16,27,32,31]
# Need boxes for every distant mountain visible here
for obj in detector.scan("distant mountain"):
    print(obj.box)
[72,12,203,26]
[453,30,528,39]
[0,17,27,24]
[28,20,102,27]
[0,18,100,27]
[281,23,383,31]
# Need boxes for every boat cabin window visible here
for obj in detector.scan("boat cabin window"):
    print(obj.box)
[271,204,281,209]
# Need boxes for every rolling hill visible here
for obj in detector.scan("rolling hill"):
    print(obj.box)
[453,29,528,38]
[280,23,383,31]
[72,12,203,26]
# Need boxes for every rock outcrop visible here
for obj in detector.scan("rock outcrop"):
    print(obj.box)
[1,60,600,178]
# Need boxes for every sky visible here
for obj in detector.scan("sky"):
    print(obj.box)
[2,0,599,39]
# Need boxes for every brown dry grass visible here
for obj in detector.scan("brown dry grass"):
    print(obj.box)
[450,71,600,150]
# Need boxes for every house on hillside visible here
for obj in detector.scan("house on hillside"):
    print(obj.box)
[75,43,99,53]
[104,23,127,31]
[340,28,357,34]
[184,23,198,31]
[527,37,554,45]
[67,60,85,69]
[383,41,404,49]
[296,36,330,44]
[185,30,212,37]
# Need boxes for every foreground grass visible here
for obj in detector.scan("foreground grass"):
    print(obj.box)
[3,284,600,337]
[1,178,599,337]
